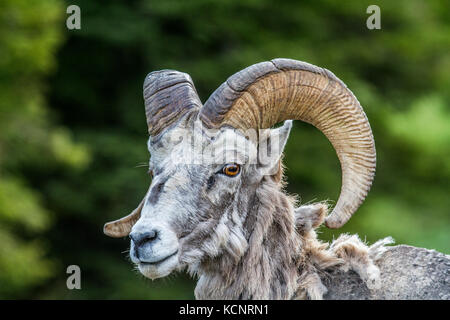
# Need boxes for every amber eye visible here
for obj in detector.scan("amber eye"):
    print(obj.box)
[222,164,241,177]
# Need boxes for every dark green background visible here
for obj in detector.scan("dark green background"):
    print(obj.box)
[0,0,449,299]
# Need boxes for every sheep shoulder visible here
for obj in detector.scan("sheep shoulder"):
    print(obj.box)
[322,244,450,300]
[293,203,450,300]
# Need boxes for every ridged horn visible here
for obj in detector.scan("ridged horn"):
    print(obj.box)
[144,69,202,138]
[103,197,145,238]
[199,58,376,228]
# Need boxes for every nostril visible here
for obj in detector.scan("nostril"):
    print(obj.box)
[146,230,157,242]
[130,230,158,246]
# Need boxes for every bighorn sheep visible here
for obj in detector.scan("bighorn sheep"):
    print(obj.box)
[104,59,450,300]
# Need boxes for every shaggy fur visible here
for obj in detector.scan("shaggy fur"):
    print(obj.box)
[129,118,392,300]
[190,162,392,300]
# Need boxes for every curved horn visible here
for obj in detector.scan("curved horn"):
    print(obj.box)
[144,69,202,138]
[103,197,145,238]
[199,58,376,229]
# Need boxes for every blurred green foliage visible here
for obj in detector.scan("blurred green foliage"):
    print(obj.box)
[0,0,448,299]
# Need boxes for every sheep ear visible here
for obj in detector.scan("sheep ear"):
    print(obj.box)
[257,120,292,175]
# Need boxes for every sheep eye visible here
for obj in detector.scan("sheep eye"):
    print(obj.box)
[222,164,241,177]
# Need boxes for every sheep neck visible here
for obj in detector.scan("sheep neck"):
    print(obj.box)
[195,177,302,299]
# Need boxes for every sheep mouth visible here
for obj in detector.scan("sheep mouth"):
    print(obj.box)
[138,250,178,266]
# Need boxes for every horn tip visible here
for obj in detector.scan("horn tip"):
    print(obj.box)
[324,214,349,229]
[103,222,124,238]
